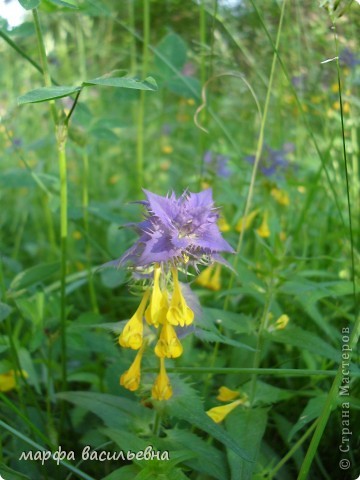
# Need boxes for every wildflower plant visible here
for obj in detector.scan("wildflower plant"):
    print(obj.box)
[112,188,234,400]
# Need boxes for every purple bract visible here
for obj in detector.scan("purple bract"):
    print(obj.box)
[114,189,234,268]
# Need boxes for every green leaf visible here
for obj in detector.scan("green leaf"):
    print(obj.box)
[166,381,251,462]
[18,0,40,10]
[45,0,78,8]
[83,75,157,91]
[242,380,294,406]
[0,302,12,323]
[18,86,81,104]
[9,262,60,294]
[266,326,341,362]
[165,428,229,480]
[155,33,187,79]
[225,408,268,480]
[101,465,140,480]
[289,395,329,440]
[57,392,151,429]
[0,463,30,480]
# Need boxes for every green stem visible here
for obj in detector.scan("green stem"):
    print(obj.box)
[136,0,150,191]
[249,285,275,403]
[32,8,58,125]
[298,25,360,479]
[223,0,286,311]
[269,419,319,478]
[82,149,99,313]
[143,367,352,377]
[0,419,95,480]
[57,125,68,393]
[152,410,162,436]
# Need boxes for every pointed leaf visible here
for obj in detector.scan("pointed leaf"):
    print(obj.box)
[18,86,81,104]
[225,408,268,480]
[0,303,12,323]
[83,76,157,91]
[18,0,40,10]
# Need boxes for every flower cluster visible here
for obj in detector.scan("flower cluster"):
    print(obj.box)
[114,189,234,400]
[245,143,294,178]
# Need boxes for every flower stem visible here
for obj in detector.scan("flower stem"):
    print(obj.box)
[224,0,286,311]
[136,0,150,192]
[57,125,68,393]
[82,149,98,313]
[32,8,58,126]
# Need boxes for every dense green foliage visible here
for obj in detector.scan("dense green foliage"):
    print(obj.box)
[0,0,359,479]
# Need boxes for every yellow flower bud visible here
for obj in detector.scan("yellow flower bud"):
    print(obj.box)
[119,289,150,349]
[155,321,183,358]
[217,386,240,402]
[145,265,168,328]
[207,399,243,423]
[235,209,259,232]
[166,267,194,327]
[256,211,270,238]
[120,346,144,392]
[218,216,231,232]
[271,188,290,206]
[152,358,173,401]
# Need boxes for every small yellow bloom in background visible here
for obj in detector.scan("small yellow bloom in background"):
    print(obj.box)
[187,98,195,106]
[207,399,244,423]
[256,211,270,238]
[119,290,150,349]
[343,102,350,114]
[167,267,194,327]
[161,145,173,155]
[152,358,173,401]
[235,209,259,233]
[201,181,211,190]
[108,174,121,185]
[279,231,287,242]
[331,82,339,93]
[297,186,306,194]
[196,264,222,291]
[0,370,17,392]
[155,321,183,358]
[217,386,240,402]
[310,95,322,104]
[271,188,290,206]
[218,216,231,232]
[275,314,289,330]
[72,230,82,240]
[268,314,290,332]
[0,370,28,392]
[120,346,144,392]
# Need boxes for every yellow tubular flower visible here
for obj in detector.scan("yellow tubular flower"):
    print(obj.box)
[256,211,270,238]
[235,209,259,232]
[0,370,17,392]
[218,216,231,232]
[167,267,194,327]
[145,265,168,328]
[217,386,240,402]
[154,320,183,358]
[120,346,145,392]
[196,264,222,291]
[275,314,290,330]
[270,188,290,206]
[152,358,173,400]
[119,289,150,349]
[196,265,214,288]
[206,399,243,423]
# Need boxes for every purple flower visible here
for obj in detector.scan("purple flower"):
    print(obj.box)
[113,189,234,269]
[203,151,231,178]
[245,143,294,178]
[339,48,359,69]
